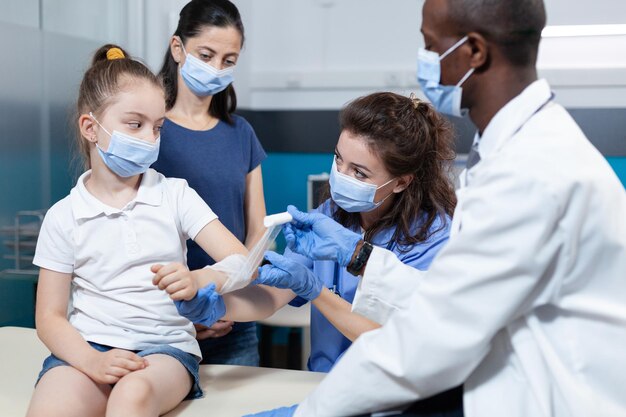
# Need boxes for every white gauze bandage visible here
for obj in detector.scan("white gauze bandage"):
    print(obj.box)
[208,212,293,294]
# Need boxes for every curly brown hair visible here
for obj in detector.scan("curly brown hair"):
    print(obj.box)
[326,92,457,249]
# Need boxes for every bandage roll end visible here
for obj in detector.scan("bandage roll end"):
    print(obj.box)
[263,212,293,228]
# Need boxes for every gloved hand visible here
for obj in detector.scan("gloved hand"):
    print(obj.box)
[242,405,297,417]
[174,283,226,328]
[255,251,323,301]
[283,205,361,267]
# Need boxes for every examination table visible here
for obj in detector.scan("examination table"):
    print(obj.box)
[0,326,324,416]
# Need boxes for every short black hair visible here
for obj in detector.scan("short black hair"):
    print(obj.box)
[447,0,546,66]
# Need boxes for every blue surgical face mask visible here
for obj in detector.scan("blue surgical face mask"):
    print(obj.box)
[329,160,395,213]
[417,36,475,117]
[90,112,160,178]
[179,40,235,97]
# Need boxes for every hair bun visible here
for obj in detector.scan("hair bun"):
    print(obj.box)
[409,92,422,110]
[106,47,125,60]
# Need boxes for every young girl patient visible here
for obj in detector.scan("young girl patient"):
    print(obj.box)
[26,44,248,417]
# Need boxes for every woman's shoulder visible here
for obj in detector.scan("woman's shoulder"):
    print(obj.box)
[227,113,258,137]
[410,212,452,242]
[426,212,452,234]
[230,113,252,128]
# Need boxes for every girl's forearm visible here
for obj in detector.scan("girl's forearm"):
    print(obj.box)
[36,313,98,374]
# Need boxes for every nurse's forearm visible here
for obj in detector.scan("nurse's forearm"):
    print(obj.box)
[221,285,295,322]
[312,288,381,342]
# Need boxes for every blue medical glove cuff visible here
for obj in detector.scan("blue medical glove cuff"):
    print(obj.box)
[242,404,298,417]
[256,251,323,301]
[174,283,226,327]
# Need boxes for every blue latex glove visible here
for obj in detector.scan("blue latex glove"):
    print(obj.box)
[255,251,323,301]
[283,205,361,267]
[174,283,226,327]
[242,405,297,417]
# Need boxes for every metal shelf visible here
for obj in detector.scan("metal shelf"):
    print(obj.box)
[1,210,45,276]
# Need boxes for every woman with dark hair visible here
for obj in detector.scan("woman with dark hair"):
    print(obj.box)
[235,92,463,415]
[260,92,457,372]
[152,0,266,366]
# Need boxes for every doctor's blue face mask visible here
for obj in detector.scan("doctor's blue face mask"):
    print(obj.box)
[178,38,235,97]
[417,36,475,117]
[89,112,160,178]
[329,159,396,213]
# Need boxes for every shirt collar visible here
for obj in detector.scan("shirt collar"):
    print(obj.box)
[475,79,553,160]
[71,168,163,220]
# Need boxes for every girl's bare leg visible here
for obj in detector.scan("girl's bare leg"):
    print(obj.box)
[26,366,111,417]
[105,354,193,417]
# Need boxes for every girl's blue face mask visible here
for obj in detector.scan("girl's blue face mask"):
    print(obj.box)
[329,159,395,213]
[417,36,474,117]
[179,40,235,97]
[90,112,160,178]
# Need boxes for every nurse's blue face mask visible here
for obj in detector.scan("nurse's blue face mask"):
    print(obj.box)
[90,112,160,178]
[417,36,474,117]
[178,38,235,97]
[329,159,396,213]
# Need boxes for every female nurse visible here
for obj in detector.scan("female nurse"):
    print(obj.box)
[257,92,457,372]
[182,92,458,372]
[152,0,266,366]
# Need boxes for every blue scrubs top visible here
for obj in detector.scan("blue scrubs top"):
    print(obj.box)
[289,199,451,373]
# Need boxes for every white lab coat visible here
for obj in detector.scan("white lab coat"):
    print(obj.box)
[295,80,626,417]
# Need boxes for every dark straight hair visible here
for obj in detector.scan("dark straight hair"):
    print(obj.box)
[159,0,245,124]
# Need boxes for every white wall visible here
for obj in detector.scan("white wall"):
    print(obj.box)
[544,0,625,25]
[8,0,624,110]
[236,0,626,110]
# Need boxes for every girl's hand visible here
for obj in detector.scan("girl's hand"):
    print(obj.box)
[151,262,199,301]
[85,348,148,384]
[195,321,234,339]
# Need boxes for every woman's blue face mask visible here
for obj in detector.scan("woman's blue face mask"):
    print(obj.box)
[416,36,475,117]
[179,40,235,97]
[329,159,395,213]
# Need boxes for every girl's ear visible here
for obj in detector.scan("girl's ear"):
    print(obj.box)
[78,114,97,143]
[393,174,414,193]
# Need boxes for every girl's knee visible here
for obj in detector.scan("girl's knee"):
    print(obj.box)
[109,376,154,409]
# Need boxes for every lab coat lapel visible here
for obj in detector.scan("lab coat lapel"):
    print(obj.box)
[453,80,553,236]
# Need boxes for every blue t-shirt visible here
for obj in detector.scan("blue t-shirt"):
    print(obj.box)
[289,199,451,373]
[152,114,266,270]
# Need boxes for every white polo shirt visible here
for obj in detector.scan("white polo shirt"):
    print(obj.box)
[33,168,217,358]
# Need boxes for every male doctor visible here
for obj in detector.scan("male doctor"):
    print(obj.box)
[246,0,626,415]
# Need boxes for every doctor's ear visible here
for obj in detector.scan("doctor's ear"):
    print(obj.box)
[466,32,489,71]
[78,114,97,143]
[393,174,414,193]
[170,36,185,64]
